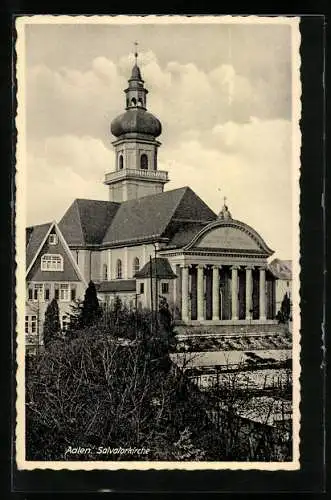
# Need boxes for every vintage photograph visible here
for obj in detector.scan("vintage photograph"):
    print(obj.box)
[15,15,301,470]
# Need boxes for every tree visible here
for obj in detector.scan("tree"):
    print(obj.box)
[79,281,101,328]
[43,298,61,349]
[281,292,291,322]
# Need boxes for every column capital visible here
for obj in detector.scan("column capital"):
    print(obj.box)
[230,264,240,271]
[245,264,255,271]
[258,264,267,271]
[197,263,205,270]
[180,263,189,269]
[212,264,222,270]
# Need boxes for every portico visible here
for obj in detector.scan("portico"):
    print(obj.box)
[178,263,273,324]
[160,203,276,326]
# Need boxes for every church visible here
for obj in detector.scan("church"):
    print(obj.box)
[25,53,279,349]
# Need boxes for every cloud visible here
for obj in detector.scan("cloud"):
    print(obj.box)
[159,118,292,258]
[26,117,292,258]
[26,135,111,225]
[24,50,294,258]
[26,51,288,147]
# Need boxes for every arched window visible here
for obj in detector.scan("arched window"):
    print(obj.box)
[132,257,140,277]
[118,154,124,170]
[138,97,143,107]
[140,153,148,170]
[131,97,136,106]
[102,263,108,281]
[116,259,122,279]
[154,149,157,171]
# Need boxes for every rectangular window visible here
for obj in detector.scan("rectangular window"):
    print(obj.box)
[140,283,144,294]
[28,287,33,301]
[41,254,63,271]
[44,286,50,301]
[161,282,169,294]
[70,287,76,301]
[54,287,59,300]
[33,284,44,302]
[59,283,69,301]
[49,234,58,245]
[25,315,37,334]
[31,315,37,333]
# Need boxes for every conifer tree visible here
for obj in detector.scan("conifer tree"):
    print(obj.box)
[43,298,61,348]
[280,292,291,322]
[79,281,101,327]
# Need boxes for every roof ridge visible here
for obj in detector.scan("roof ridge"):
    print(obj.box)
[157,187,189,236]
[75,198,120,205]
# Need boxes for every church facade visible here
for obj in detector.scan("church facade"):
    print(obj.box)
[26,56,278,349]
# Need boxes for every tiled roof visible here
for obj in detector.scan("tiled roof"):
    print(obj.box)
[134,258,177,279]
[97,279,136,293]
[59,199,120,246]
[26,222,52,269]
[163,221,212,249]
[268,259,292,280]
[103,186,216,245]
[57,187,216,249]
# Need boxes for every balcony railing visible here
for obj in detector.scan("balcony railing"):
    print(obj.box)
[105,168,169,184]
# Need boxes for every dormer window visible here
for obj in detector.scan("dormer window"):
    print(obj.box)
[49,234,58,245]
[41,254,63,271]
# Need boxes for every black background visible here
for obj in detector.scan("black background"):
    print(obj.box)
[0,5,327,498]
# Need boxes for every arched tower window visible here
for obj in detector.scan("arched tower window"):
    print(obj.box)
[138,97,143,107]
[154,149,157,171]
[118,154,124,170]
[132,257,140,277]
[102,263,108,281]
[116,259,122,279]
[131,97,136,106]
[140,154,148,170]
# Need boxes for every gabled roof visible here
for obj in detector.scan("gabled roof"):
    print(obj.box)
[268,259,292,280]
[103,187,216,245]
[59,199,120,246]
[26,221,87,286]
[134,258,177,279]
[26,222,52,269]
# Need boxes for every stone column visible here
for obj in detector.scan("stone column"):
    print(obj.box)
[197,264,205,321]
[231,265,239,320]
[172,264,177,308]
[181,265,189,322]
[212,265,220,320]
[259,266,266,320]
[245,265,253,320]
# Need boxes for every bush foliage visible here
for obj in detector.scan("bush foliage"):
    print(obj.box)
[26,299,216,461]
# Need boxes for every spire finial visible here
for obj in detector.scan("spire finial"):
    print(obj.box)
[223,195,227,207]
[134,41,139,64]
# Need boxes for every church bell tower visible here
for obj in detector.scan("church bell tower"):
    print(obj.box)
[104,47,169,202]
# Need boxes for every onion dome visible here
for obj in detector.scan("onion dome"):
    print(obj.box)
[111,108,162,137]
[110,55,162,138]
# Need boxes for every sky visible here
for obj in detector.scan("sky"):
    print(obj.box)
[21,18,299,259]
